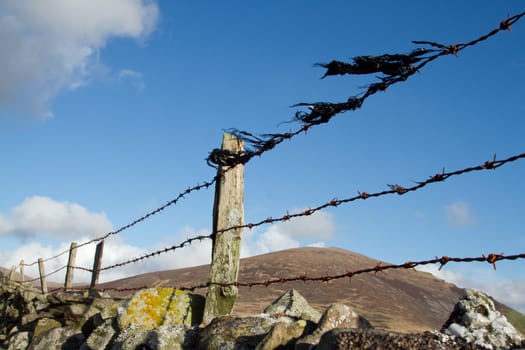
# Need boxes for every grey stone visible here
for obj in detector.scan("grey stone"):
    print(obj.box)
[7,331,30,350]
[114,324,187,350]
[442,288,523,349]
[256,319,307,350]
[316,329,480,350]
[28,326,84,350]
[263,288,322,323]
[82,318,118,350]
[199,315,289,350]
[296,303,372,349]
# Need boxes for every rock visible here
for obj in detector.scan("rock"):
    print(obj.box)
[256,319,307,350]
[7,331,30,350]
[27,326,84,350]
[199,315,287,350]
[263,288,322,323]
[317,303,372,331]
[117,287,205,331]
[33,318,62,339]
[442,288,523,349]
[112,324,189,350]
[316,329,480,350]
[81,318,118,350]
[296,303,372,349]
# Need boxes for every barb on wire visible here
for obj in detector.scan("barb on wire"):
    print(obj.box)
[95,152,524,274]
[217,252,525,289]
[22,179,216,268]
[25,265,67,283]
[67,251,525,295]
[215,152,525,235]
[73,266,93,273]
[99,233,213,271]
[206,11,525,168]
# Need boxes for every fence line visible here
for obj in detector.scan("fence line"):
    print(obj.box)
[42,251,525,295]
[54,151,524,275]
[19,11,525,268]
[21,179,216,268]
[206,11,525,169]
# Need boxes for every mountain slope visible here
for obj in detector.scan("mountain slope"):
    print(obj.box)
[6,247,522,333]
[99,247,464,332]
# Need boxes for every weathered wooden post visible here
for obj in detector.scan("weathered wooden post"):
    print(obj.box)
[203,133,244,323]
[19,260,24,282]
[90,241,104,290]
[38,258,48,294]
[8,265,16,281]
[64,242,78,291]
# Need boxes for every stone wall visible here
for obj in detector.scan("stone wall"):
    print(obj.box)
[0,276,523,349]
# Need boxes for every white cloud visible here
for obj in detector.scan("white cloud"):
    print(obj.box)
[241,210,335,256]
[445,201,478,226]
[306,241,326,248]
[0,210,336,286]
[272,210,335,239]
[241,227,300,257]
[0,196,112,239]
[418,264,525,314]
[0,0,159,118]
[118,69,145,91]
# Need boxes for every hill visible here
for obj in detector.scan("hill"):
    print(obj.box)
[96,246,499,333]
[4,247,523,334]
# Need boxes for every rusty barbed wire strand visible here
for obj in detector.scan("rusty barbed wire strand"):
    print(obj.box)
[24,265,67,283]
[73,266,93,273]
[217,152,525,234]
[206,11,525,168]
[94,152,524,273]
[18,152,523,285]
[21,179,216,268]
[98,233,213,271]
[55,252,525,295]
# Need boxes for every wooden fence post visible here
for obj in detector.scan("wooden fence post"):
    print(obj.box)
[8,265,16,281]
[203,133,244,323]
[64,242,78,291]
[90,241,104,290]
[38,258,48,294]
[20,260,24,282]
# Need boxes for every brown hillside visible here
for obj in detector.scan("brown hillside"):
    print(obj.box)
[98,247,464,333]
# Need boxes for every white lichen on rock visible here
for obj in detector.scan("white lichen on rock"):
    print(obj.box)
[443,288,523,349]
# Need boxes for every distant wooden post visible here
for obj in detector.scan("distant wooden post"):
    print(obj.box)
[8,265,16,281]
[38,258,48,294]
[64,242,78,291]
[203,133,244,323]
[19,260,24,282]
[90,241,104,289]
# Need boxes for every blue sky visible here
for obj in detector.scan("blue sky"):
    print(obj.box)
[1,1,525,312]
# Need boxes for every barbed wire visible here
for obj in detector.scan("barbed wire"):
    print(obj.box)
[98,233,212,271]
[18,12,525,269]
[25,265,67,283]
[217,152,525,233]
[21,179,216,267]
[206,11,525,168]
[67,252,525,294]
[91,151,524,273]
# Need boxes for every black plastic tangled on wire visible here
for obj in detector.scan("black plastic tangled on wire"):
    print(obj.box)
[206,11,525,169]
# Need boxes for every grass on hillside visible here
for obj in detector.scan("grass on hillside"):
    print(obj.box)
[504,309,525,335]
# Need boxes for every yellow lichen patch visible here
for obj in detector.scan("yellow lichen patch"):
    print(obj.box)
[118,288,192,331]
